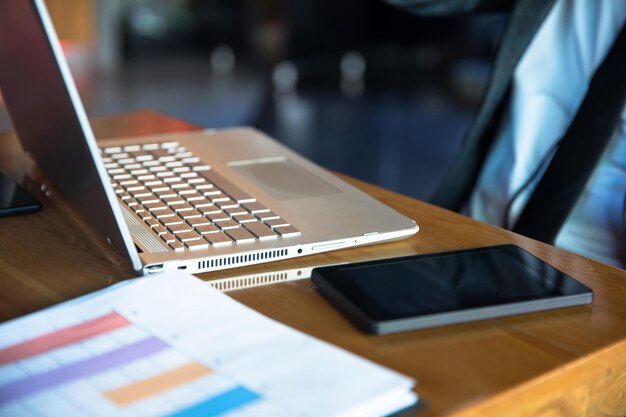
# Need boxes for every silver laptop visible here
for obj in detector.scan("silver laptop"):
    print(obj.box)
[0,0,418,275]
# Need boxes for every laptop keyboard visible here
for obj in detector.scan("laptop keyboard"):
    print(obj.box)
[100,141,301,252]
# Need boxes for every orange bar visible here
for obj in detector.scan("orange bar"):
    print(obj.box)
[104,362,212,405]
[0,312,130,366]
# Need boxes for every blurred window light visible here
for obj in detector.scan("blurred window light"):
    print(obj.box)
[129,6,168,38]
[272,61,298,93]
[210,45,236,76]
[340,51,366,83]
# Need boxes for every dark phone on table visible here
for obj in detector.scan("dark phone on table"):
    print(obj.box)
[0,171,42,216]
[312,245,593,334]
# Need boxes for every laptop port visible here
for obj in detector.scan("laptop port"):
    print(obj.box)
[145,264,164,274]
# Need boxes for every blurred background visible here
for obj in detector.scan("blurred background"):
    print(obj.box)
[0,0,507,201]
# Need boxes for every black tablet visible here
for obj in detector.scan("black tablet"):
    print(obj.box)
[311,245,593,334]
[0,171,41,217]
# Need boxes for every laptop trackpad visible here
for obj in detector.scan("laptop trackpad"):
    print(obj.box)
[231,158,340,201]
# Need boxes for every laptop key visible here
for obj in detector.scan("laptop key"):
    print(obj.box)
[175,231,202,242]
[184,191,204,201]
[144,218,160,228]
[195,224,220,234]
[104,146,122,154]
[233,214,257,224]
[160,141,179,149]
[176,185,195,194]
[131,189,152,198]
[154,189,177,198]
[188,162,210,171]
[274,225,301,238]
[118,191,131,200]
[180,172,199,179]
[216,219,240,230]
[162,196,185,206]
[224,206,247,216]
[206,211,230,222]
[204,232,233,247]
[137,212,152,221]
[173,203,194,212]
[124,185,145,192]
[187,217,211,227]
[144,179,165,188]
[198,205,221,215]
[154,209,177,219]
[160,232,176,243]
[165,176,185,185]
[168,240,185,252]
[181,210,202,219]
[190,197,212,207]
[225,227,256,243]
[131,204,145,213]
[168,222,192,234]
[137,194,159,204]
[144,202,167,211]
[203,189,224,197]
[241,202,270,214]
[123,163,142,170]
[166,161,184,168]
[153,225,168,235]
[265,218,290,228]
[160,218,183,230]
[185,240,209,250]
[194,181,213,190]
[256,211,279,221]
[216,199,238,209]
[243,222,278,241]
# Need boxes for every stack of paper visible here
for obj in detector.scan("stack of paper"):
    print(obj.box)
[0,271,418,417]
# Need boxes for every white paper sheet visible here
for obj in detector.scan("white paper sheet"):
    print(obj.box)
[0,271,417,417]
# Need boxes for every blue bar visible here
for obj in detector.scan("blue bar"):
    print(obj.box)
[167,386,261,417]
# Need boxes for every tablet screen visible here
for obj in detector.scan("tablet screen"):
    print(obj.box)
[324,246,591,322]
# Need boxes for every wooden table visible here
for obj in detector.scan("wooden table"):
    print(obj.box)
[1,111,625,417]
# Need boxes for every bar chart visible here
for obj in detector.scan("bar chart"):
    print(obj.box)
[0,272,417,417]
[0,311,265,417]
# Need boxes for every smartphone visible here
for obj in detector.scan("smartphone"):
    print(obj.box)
[0,171,42,216]
[311,245,593,334]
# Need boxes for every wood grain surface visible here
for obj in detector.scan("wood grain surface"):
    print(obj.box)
[0,110,624,416]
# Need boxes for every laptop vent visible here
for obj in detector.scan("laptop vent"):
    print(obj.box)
[197,249,289,271]
[209,272,289,292]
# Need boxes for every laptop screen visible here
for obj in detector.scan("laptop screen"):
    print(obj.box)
[0,0,141,271]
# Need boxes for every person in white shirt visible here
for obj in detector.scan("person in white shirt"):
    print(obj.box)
[389,0,626,268]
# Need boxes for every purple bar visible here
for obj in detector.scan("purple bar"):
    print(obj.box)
[0,337,169,405]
